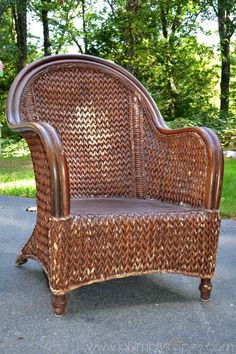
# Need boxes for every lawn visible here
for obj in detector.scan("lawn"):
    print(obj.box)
[0,156,235,218]
[220,159,236,218]
[0,156,35,197]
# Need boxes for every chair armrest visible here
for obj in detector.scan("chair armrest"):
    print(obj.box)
[144,125,223,209]
[7,121,70,217]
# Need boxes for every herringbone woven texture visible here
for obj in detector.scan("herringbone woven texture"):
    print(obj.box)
[20,132,52,272]
[21,64,209,205]
[17,61,221,295]
[48,209,220,294]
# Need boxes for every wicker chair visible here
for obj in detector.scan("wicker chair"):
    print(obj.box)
[7,55,223,316]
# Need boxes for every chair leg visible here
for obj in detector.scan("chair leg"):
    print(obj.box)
[199,278,212,301]
[52,294,67,316]
[16,254,28,266]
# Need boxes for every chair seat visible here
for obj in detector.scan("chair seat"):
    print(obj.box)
[71,197,199,216]
[47,197,220,295]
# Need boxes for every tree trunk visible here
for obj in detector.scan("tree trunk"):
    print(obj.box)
[124,0,140,74]
[219,38,230,113]
[12,0,27,73]
[42,0,51,56]
[217,0,235,114]
[159,2,179,118]
[81,0,87,53]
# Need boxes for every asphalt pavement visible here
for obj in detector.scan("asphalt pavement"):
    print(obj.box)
[0,195,236,354]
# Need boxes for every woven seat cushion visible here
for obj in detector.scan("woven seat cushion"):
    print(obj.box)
[71,197,200,216]
[48,198,220,293]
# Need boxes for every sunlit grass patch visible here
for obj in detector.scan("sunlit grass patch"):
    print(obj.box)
[220,159,236,218]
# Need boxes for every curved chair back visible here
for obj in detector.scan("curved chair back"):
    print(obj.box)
[7,55,164,198]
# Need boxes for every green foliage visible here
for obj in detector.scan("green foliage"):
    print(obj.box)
[0,3,39,140]
[0,8,18,126]
[88,1,220,123]
[144,38,218,121]
[230,44,236,116]
[1,138,30,158]
[169,109,236,147]
[220,115,236,148]
[0,0,235,154]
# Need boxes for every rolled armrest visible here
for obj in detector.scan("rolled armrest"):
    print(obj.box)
[7,121,70,217]
[145,124,223,209]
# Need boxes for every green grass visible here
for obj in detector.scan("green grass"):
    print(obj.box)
[0,156,36,197]
[220,159,236,218]
[0,156,235,218]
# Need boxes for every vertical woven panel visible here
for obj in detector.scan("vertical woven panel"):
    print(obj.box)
[20,132,52,271]
[129,94,144,197]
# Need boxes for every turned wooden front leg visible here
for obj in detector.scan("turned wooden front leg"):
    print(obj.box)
[52,294,67,316]
[16,254,28,266]
[199,278,212,301]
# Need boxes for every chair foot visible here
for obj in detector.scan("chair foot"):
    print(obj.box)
[199,278,212,301]
[52,295,67,316]
[16,254,28,266]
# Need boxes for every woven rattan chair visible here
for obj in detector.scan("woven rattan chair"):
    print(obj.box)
[7,54,223,316]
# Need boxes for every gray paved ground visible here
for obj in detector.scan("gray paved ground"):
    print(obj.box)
[0,195,236,354]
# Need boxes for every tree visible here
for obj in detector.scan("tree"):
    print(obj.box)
[0,5,20,137]
[156,0,201,117]
[46,0,87,54]
[41,0,51,56]
[123,0,141,73]
[11,0,28,72]
[90,0,217,121]
[0,0,234,145]
[81,0,88,53]
[215,0,236,114]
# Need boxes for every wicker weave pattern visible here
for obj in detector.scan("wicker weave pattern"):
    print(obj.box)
[143,122,208,206]
[20,132,52,271]
[20,64,209,207]
[48,208,220,294]
[21,65,135,198]
[7,55,223,312]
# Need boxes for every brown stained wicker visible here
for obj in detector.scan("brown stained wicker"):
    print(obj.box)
[6,54,224,316]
